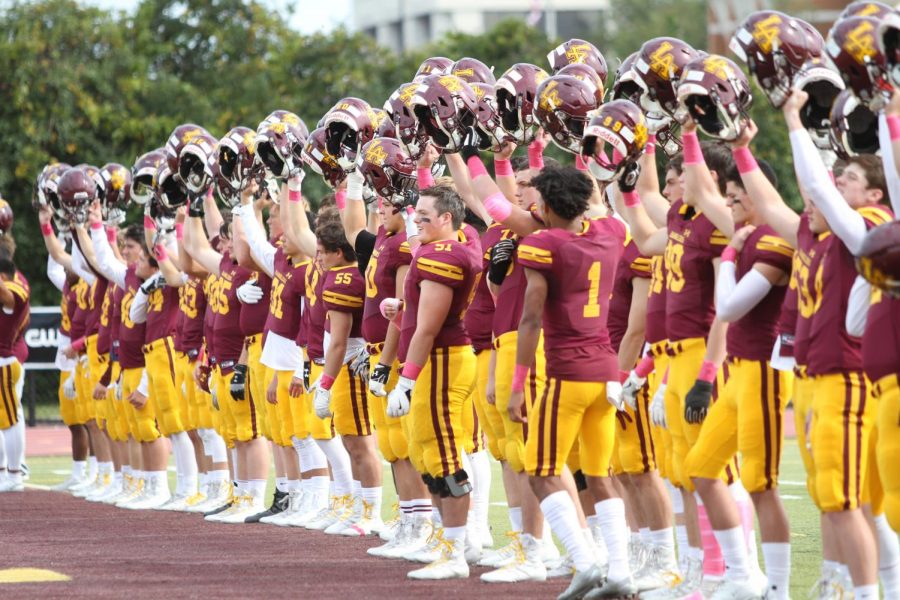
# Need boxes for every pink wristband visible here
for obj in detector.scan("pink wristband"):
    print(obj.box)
[175,223,184,241]
[528,143,545,170]
[90,221,102,231]
[143,215,157,230]
[401,362,423,381]
[697,360,718,383]
[682,131,702,165]
[483,192,512,222]
[289,190,302,203]
[645,134,656,156]
[416,167,435,188]
[466,156,488,179]
[623,191,641,207]
[319,374,335,391]
[40,222,53,237]
[335,190,347,210]
[721,246,738,263]
[494,159,514,177]
[732,147,758,174]
[511,364,529,393]
[154,244,168,262]
[575,155,589,171]
[618,370,630,384]
[72,337,86,352]
[634,355,655,378]
[106,227,117,243]
[888,115,900,141]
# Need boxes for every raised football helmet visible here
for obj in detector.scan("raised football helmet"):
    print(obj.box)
[839,1,892,20]
[324,98,378,172]
[495,63,550,144]
[217,126,258,193]
[256,110,309,179]
[829,88,880,159]
[612,52,642,103]
[878,10,900,89]
[178,130,218,195]
[677,54,753,141]
[74,164,105,201]
[302,127,348,189]
[534,74,604,154]
[165,124,212,183]
[384,81,430,161]
[826,16,890,110]
[149,195,176,236]
[410,75,479,153]
[451,57,496,85]
[632,37,700,128]
[153,160,188,210]
[556,63,605,103]
[547,38,608,84]
[0,199,13,235]
[357,138,417,202]
[131,149,167,206]
[98,163,132,225]
[794,57,846,150]
[581,99,649,182]
[856,219,900,297]
[414,57,454,82]
[470,82,513,152]
[34,163,71,212]
[57,167,98,224]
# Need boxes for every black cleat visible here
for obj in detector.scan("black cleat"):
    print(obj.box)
[244,489,289,523]
[203,502,233,517]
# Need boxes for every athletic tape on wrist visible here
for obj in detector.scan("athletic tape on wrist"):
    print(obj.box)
[416,167,435,188]
[335,190,347,210]
[483,192,512,221]
[732,147,758,174]
[319,374,335,391]
[154,244,168,262]
[106,226,118,243]
[401,362,423,381]
[40,222,54,236]
[682,131,702,165]
[635,355,655,378]
[645,134,656,156]
[466,156,489,179]
[143,215,157,230]
[618,370,630,384]
[174,223,184,240]
[511,364,529,393]
[90,221,102,231]
[528,143,544,170]
[623,191,641,207]
[697,360,718,383]
[889,115,900,141]
[288,190,302,203]
[721,246,738,263]
[494,159,514,177]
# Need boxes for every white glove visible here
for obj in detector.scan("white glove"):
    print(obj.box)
[403,206,418,239]
[236,280,264,304]
[211,387,219,410]
[115,382,123,401]
[606,381,625,412]
[622,371,647,411]
[314,386,333,419]
[348,347,370,382]
[108,382,118,401]
[387,376,414,418]
[650,383,667,428]
[346,170,365,201]
[63,375,76,400]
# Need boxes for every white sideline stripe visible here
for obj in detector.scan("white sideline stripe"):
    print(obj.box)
[780,494,804,500]
[52,469,70,475]
[779,480,806,486]
[25,483,51,491]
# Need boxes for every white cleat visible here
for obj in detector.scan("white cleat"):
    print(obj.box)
[284,490,328,528]
[478,534,520,567]
[405,527,444,563]
[324,496,360,535]
[557,564,606,600]
[206,496,248,522]
[51,475,86,492]
[73,474,110,498]
[115,480,147,508]
[87,480,122,503]
[585,575,638,599]
[707,578,764,600]
[641,555,702,599]
[0,478,25,492]
[306,495,350,531]
[123,479,171,510]
[369,516,411,557]
[338,500,385,536]
[379,512,401,541]
[262,490,303,525]
[480,534,548,583]
[546,553,575,579]
[374,516,432,559]
[186,481,230,513]
[67,474,99,495]
[155,494,192,512]
[407,536,469,580]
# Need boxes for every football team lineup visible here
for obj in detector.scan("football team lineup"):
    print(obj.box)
[0,2,899,600]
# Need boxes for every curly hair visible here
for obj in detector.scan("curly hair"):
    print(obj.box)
[529,165,593,221]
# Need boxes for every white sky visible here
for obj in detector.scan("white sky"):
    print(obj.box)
[78,0,352,34]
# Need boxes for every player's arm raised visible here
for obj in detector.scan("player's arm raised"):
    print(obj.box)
[681,118,734,238]
[613,165,668,257]
[183,190,223,277]
[715,225,787,323]
[635,136,671,227]
[281,174,317,259]
[883,89,900,215]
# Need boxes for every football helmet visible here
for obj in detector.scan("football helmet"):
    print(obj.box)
[165,124,211,182]
[471,82,513,152]
[149,195,176,235]
[57,167,98,223]
[495,63,550,144]
[217,126,258,193]
[132,149,167,206]
[256,110,309,178]
[612,52,642,103]
[0,199,13,235]
[829,88,879,159]
[410,74,479,153]
[384,81,430,161]
[153,159,189,210]
[676,54,753,141]
[633,37,700,128]
[451,57,496,85]
[839,1,892,20]
[534,74,604,154]
[794,57,846,150]
[357,137,417,202]
[178,130,218,195]
[414,57,454,82]
[557,63,605,102]
[581,99,649,182]
[302,127,348,189]
[856,219,900,297]
[878,10,900,89]
[729,11,824,108]
[826,16,890,110]
[34,163,71,212]
[547,38,608,84]
[74,164,105,201]
[98,163,132,225]
[371,107,393,139]
[324,98,378,172]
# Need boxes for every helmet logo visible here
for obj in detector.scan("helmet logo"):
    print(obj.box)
[565,44,592,64]
[751,14,783,53]
[633,119,649,149]
[538,80,561,111]
[704,56,736,80]
[846,21,877,65]
[281,113,301,126]
[243,131,257,155]
[365,140,388,165]
[649,42,675,81]
[857,4,883,17]
[438,76,464,93]
[472,85,486,100]
[400,84,419,106]
[270,122,287,134]
[110,169,126,191]
[453,68,474,78]
[181,128,204,144]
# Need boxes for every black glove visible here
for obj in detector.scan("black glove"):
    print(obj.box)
[460,127,484,163]
[230,364,248,401]
[302,361,311,392]
[371,363,391,387]
[684,380,713,424]
[139,273,166,295]
[617,161,641,194]
[487,238,517,286]
[188,192,205,218]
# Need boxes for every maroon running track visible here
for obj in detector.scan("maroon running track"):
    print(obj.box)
[0,490,569,598]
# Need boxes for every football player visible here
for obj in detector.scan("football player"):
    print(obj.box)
[0,241,29,492]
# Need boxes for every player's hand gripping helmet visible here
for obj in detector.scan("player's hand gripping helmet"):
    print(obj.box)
[676,54,753,141]
[581,99,649,182]
[410,75,479,153]
[255,110,309,179]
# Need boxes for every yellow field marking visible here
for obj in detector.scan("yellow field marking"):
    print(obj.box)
[0,568,70,583]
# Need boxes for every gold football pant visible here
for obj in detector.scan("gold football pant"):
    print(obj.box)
[58,369,80,426]
[0,360,23,429]
[369,351,408,462]
[246,335,270,441]
[142,337,184,436]
[121,366,159,443]
[873,374,900,531]
[306,361,335,440]
[472,348,505,461]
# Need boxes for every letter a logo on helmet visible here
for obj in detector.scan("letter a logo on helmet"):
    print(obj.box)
[846,20,878,64]
[752,14,784,53]
[649,42,676,80]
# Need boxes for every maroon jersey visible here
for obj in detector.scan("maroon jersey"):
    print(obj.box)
[862,290,900,382]
[399,239,481,362]
[240,270,271,337]
[174,276,206,354]
[96,284,115,355]
[608,240,652,353]
[203,274,217,362]
[60,280,75,337]
[0,277,29,359]
[465,224,505,351]
[362,227,411,344]
[303,262,328,362]
[518,217,626,381]
[110,286,122,360]
[645,256,668,345]
[70,279,90,340]
[267,250,309,340]
[323,264,366,339]
[794,206,893,374]
[84,278,108,336]
[213,254,252,364]
[119,267,146,369]
[726,226,794,360]
[145,284,179,344]
[491,231,528,338]
[775,252,801,359]
[664,200,729,342]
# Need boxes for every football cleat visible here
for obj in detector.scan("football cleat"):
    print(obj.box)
[407,535,469,580]
[480,533,548,583]
[0,478,25,492]
[557,564,606,600]
[406,527,445,563]
[632,545,681,592]
[305,495,350,531]
[51,474,86,492]
[375,515,433,560]
[245,488,288,523]
[707,578,764,600]
[478,532,521,568]
[337,499,385,536]
[123,478,171,510]
[584,575,638,599]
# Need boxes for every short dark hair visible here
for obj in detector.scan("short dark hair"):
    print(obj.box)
[847,154,887,199]
[0,235,15,261]
[464,208,487,233]
[420,184,466,230]
[530,165,593,221]
[316,221,356,261]
[725,158,778,190]
[219,213,233,240]
[316,205,341,227]
[123,224,144,245]
[511,155,560,173]
[0,257,15,278]
[666,155,684,176]
[701,141,734,195]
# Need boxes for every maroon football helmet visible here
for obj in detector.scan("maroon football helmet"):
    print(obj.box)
[410,75,479,153]
[255,110,309,179]
[829,88,880,159]
[357,138,417,201]
[153,160,188,210]
[165,124,211,180]
[74,163,105,201]
[149,194,176,235]
[826,16,890,110]
[676,55,753,141]
[729,11,824,107]
[581,100,649,182]
[178,129,218,195]
[370,108,393,140]
[547,38,608,84]
[470,82,513,152]
[632,37,700,129]
[556,63,605,103]
[414,57,454,82]
[840,1,892,20]
[451,57,496,85]
[34,162,71,212]
[384,81,430,161]
[495,63,550,144]
[131,149,167,206]
[0,199,13,236]
[217,126,258,193]
[878,11,900,89]
[534,74,604,154]
[612,52,642,103]
[856,219,900,297]
[794,57,846,150]
[98,163,132,225]
[324,98,378,172]
[302,127,347,189]
[58,167,99,223]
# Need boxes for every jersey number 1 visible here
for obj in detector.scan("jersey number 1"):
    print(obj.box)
[583,262,601,318]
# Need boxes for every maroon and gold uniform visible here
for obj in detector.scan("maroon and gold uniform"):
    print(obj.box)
[401,239,480,478]
[58,280,80,426]
[142,281,182,437]
[240,267,272,441]
[120,268,150,440]
[174,276,207,431]
[517,217,626,477]
[0,274,29,429]
[303,260,335,440]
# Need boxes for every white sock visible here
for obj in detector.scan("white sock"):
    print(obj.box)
[412,498,432,517]
[876,514,900,598]
[713,526,750,580]
[540,490,596,572]
[72,460,87,479]
[675,525,690,564]
[595,498,630,580]
[648,527,675,551]
[432,507,443,527]
[87,456,98,479]
[400,500,414,515]
[230,448,239,478]
[762,542,791,599]
[99,461,113,475]
[668,482,684,513]
[170,432,198,494]
[508,506,523,532]
[276,477,288,493]
[468,450,492,530]
[2,423,23,472]
[309,475,330,497]
[639,526,651,542]
[853,584,879,599]
[11,419,25,468]
[293,435,328,472]
[151,470,169,494]
[443,525,466,542]
[352,479,362,500]
[209,469,230,484]
[314,437,352,495]
[247,479,266,499]
[361,486,382,517]
[199,428,228,463]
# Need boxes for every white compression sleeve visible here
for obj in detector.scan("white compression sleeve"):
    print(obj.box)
[715,262,774,323]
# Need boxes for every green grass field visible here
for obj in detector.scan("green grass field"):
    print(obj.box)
[25,441,823,597]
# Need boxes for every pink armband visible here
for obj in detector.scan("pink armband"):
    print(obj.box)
[619,370,630,384]
[319,374,335,391]
[575,155,589,172]
[416,167,435,188]
[154,244,168,262]
[175,223,184,241]
[483,192,512,222]
[528,142,544,170]
[143,215,157,230]
[40,222,54,237]
[401,361,423,381]
[888,115,900,141]
[720,246,737,263]
[466,156,488,179]
[634,355,655,378]
[106,226,118,243]
[732,147,758,174]
[288,190,302,203]
[335,190,347,211]
[90,220,103,231]
[697,360,718,383]
[71,337,86,352]
[645,134,656,156]
[494,159,514,177]
[623,191,641,208]
[682,131,702,165]
[511,364,529,393]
